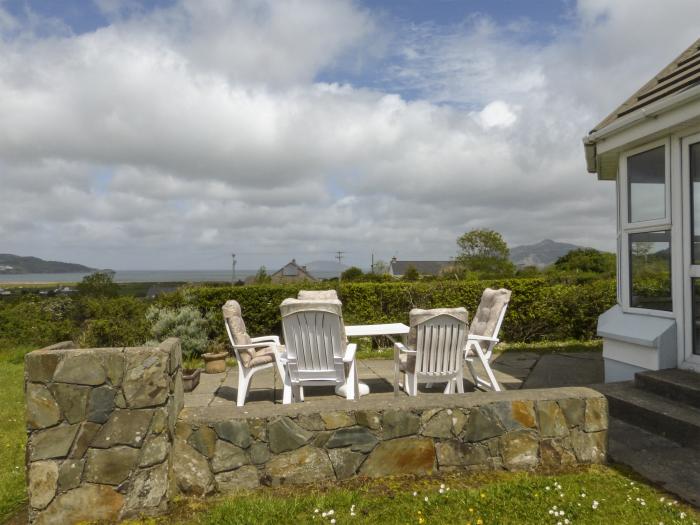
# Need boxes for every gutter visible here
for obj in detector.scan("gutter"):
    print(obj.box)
[583,83,700,173]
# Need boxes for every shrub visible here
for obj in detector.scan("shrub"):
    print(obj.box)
[146,305,210,361]
[77,297,150,347]
[156,278,616,344]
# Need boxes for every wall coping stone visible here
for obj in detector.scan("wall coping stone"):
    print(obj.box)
[180,387,605,425]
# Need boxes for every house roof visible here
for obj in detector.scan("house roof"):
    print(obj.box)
[271,259,317,280]
[590,37,700,134]
[390,260,453,276]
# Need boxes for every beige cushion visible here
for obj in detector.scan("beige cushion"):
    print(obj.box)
[469,288,511,337]
[297,290,339,300]
[248,345,280,367]
[407,307,469,348]
[222,300,253,365]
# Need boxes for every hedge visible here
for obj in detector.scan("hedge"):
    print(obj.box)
[156,278,617,344]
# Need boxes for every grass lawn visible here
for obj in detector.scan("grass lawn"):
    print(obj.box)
[132,466,698,525]
[0,347,29,522]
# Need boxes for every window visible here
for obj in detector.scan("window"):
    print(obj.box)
[629,230,672,311]
[628,146,666,223]
[621,141,671,313]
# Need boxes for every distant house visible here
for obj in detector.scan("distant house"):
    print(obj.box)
[270,259,317,283]
[389,257,454,277]
[54,286,77,295]
[0,288,11,296]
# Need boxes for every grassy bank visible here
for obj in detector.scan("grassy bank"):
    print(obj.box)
[0,347,29,521]
[135,466,698,525]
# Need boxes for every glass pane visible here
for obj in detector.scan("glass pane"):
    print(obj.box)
[693,280,700,355]
[628,146,665,223]
[629,230,671,311]
[691,142,700,263]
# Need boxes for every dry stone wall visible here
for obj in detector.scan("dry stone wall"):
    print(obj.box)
[24,338,184,524]
[173,387,607,493]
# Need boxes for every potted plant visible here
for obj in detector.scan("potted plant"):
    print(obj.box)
[202,341,228,374]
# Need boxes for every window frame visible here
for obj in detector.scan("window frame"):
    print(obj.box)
[619,138,673,316]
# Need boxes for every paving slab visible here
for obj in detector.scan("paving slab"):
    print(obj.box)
[522,352,603,389]
[608,417,700,507]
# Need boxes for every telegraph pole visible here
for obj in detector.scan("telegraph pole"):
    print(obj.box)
[371,252,375,274]
[335,251,345,282]
[231,253,237,285]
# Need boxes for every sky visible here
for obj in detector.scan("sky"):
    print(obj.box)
[0,1,698,271]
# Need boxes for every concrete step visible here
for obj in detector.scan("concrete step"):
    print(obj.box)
[594,381,700,450]
[635,369,700,408]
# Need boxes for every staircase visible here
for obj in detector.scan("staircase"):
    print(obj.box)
[597,369,700,448]
[593,369,700,506]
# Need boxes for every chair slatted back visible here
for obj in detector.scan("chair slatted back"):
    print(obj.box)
[280,299,346,384]
[414,314,467,376]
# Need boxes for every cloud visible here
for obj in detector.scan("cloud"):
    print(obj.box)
[0,0,697,269]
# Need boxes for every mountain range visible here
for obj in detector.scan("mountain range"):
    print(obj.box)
[0,254,96,274]
[509,239,586,268]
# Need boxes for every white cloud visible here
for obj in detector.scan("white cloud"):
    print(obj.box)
[0,0,697,269]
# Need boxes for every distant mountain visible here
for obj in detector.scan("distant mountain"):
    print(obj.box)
[303,260,349,273]
[0,254,97,274]
[509,240,585,268]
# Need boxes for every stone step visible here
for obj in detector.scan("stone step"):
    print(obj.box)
[594,381,700,450]
[635,369,700,408]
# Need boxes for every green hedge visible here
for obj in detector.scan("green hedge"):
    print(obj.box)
[156,278,617,343]
[0,278,617,351]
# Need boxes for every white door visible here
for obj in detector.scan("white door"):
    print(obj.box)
[682,132,700,368]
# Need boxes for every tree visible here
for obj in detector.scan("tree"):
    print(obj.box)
[341,266,364,281]
[372,259,389,275]
[554,248,616,274]
[455,229,515,277]
[402,265,420,281]
[77,272,119,298]
[253,266,271,284]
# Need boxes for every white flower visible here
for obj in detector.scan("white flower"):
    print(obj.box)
[424,496,429,502]
[314,509,320,514]
[581,493,586,498]
[549,510,554,515]
[560,493,565,498]
[564,520,570,525]
[592,500,599,510]
[413,492,417,497]
[328,510,334,516]
[440,483,445,489]
[330,520,336,524]
[322,512,327,518]
[681,513,687,519]
[546,486,551,491]
[350,512,356,517]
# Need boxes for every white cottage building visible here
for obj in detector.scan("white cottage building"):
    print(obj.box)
[585,37,700,381]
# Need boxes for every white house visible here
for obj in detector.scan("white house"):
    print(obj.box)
[584,37,700,381]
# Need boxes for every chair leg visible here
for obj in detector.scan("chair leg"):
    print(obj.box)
[345,359,358,401]
[476,343,502,392]
[237,368,253,407]
[292,385,302,403]
[456,372,465,393]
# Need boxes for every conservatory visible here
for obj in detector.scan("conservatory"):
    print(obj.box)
[584,37,700,381]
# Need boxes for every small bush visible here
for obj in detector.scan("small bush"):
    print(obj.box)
[146,305,210,361]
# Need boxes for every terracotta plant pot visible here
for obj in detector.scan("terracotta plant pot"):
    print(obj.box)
[203,352,228,374]
[182,368,201,392]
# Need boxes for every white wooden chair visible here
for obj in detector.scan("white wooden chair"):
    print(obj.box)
[464,288,512,392]
[394,307,469,396]
[222,300,285,407]
[278,298,359,403]
[297,289,339,300]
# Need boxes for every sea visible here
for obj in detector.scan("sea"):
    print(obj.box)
[0,269,341,284]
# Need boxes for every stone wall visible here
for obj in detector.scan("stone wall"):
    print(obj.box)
[173,387,607,494]
[24,338,184,524]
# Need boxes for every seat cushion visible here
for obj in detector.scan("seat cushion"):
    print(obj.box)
[407,307,469,348]
[297,290,339,300]
[248,346,278,367]
[469,288,511,337]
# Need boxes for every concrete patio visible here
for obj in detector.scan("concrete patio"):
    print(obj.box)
[185,351,604,409]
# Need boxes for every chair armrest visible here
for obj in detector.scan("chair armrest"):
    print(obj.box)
[342,343,357,363]
[394,341,416,354]
[250,335,280,344]
[232,342,277,350]
[468,334,499,343]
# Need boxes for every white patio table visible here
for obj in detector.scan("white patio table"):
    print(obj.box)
[341,322,410,396]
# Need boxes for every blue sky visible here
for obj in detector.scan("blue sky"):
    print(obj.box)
[0,1,698,270]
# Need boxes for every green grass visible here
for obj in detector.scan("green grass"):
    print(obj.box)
[0,346,30,521]
[134,466,698,525]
